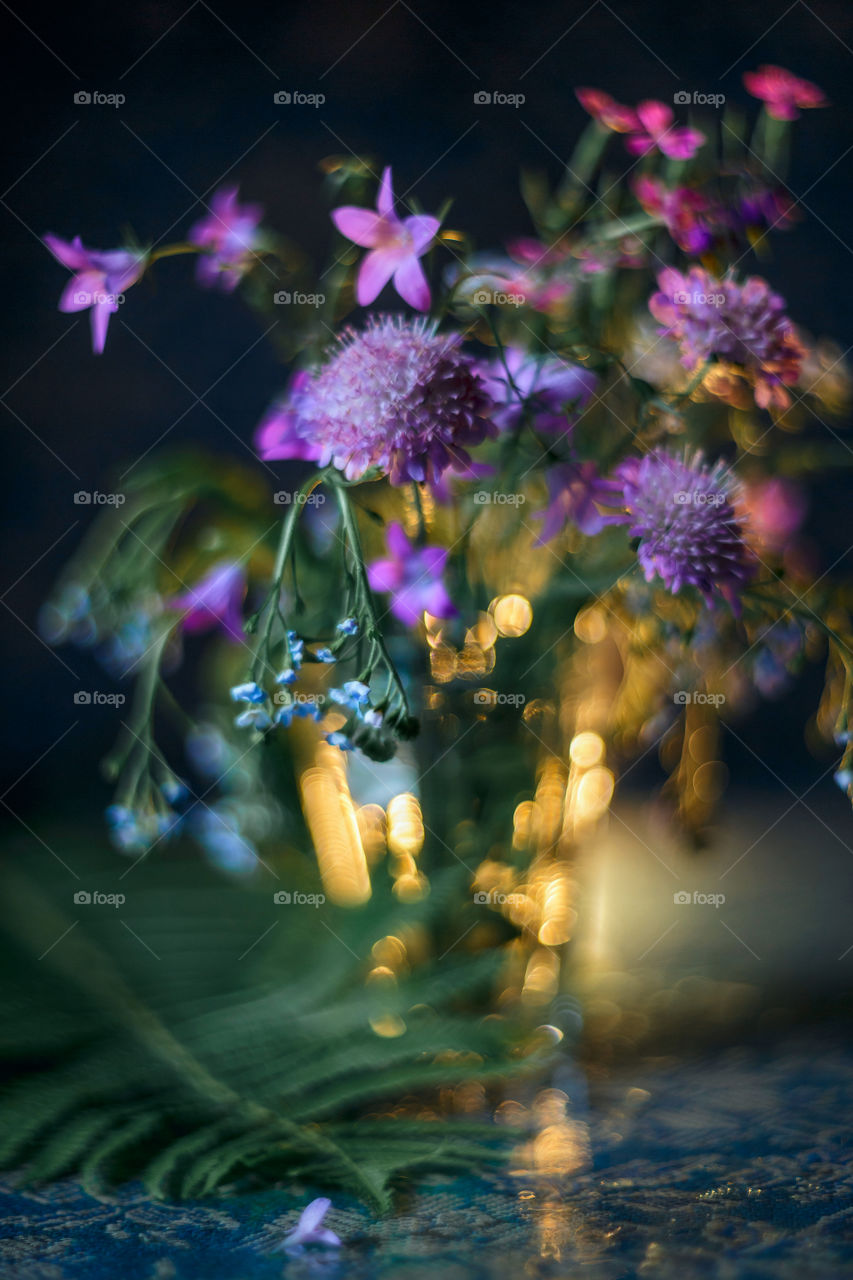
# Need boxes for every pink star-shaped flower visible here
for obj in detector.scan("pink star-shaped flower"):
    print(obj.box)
[743,65,827,121]
[169,560,246,642]
[332,166,440,311]
[625,101,705,160]
[43,234,147,354]
[367,522,455,626]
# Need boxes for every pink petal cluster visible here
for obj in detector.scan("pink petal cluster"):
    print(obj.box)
[649,266,804,409]
[626,101,705,160]
[743,65,826,121]
[577,89,704,159]
[615,450,754,610]
[256,316,495,486]
[633,176,713,254]
[367,522,455,626]
[332,166,440,311]
[43,235,147,354]
[169,560,246,642]
[188,185,264,291]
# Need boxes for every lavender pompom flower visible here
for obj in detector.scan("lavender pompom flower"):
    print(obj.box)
[615,450,754,611]
[256,316,495,485]
[649,267,804,410]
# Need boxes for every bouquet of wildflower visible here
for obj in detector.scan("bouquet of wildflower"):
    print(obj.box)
[42,63,852,885]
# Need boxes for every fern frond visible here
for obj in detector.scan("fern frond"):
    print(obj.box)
[0,832,548,1210]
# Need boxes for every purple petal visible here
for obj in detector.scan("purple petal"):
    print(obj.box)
[389,592,424,627]
[331,207,384,247]
[417,545,448,577]
[419,579,455,618]
[356,247,400,305]
[90,301,114,354]
[393,254,431,311]
[58,271,103,312]
[386,522,411,560]
[367,557,403,594]
[314,1228,342,1247]
[404,214,441,254]
[377,166,395,218]
[44,233,91,271]
[299,1198,331,1233]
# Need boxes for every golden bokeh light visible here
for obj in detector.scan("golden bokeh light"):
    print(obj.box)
[491,593,533,638]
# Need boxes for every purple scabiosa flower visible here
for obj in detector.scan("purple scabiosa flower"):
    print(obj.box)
[169,561,246,642]
[743,65,826,121]
[614,450,754,611]
[479,348,597,436]
[649,267,805,410]
[256,316,495,485]
[43,235,147,354]
[536,462,624,544]
[367,522,455,626]
[188,185,264,291]
[332,166,440,310]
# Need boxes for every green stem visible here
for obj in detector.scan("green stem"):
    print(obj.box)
[331,479,410,714]
[252,471,328,679]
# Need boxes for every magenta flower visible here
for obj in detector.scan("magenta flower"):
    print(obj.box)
[332,166,440,311]
[576,88,639,133]
[256,316,494,486]
[633,176,713,255]
[649,266,804,409]
[614,450,754,611]
[742,476,807,553]
[625,101,705,160]
[277,1198,341,1252]
[43,235,147,354]
[537,463,624,544]
[367,523,455,626]
[743,65,827,121]
[479,348,597,436]
[169,560,246,642]
[188,185,264,291]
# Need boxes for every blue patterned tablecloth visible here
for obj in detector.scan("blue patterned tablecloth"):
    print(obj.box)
[2,1031,852,1279]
